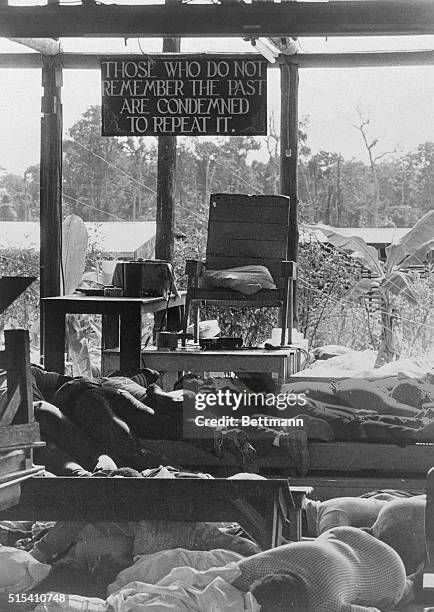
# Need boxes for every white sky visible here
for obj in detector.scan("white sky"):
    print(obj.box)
[0,32,433,174]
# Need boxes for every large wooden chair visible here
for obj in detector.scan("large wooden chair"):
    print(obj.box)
[182,193,296,346]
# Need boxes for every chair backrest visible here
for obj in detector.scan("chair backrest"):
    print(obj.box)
[206,193,291,289]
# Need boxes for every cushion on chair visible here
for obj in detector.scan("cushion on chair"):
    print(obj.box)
[199,265,277,295]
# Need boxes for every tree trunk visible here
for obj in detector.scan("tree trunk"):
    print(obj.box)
[375,294,397,366]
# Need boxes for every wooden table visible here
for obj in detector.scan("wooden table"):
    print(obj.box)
[0,477,312,549]
[103,346,301,384]
[42,293,185,374]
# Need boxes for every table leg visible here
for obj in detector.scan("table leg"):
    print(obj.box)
[287,507,302,542]
[278,358,285,387]
[102,314,120,351]
[166,305,183,332]
[264,493,282,549]
[285,491,304,542]
[119,303,142,372]
[101,314,120,375]
[43,302,66,374]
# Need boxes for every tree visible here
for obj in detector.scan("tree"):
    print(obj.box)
[63,106,145,221]
[352,107,399,226]
[174,136,262,235]
[121,137,158,221]
[0,170,37,221]
[402,142,434,216]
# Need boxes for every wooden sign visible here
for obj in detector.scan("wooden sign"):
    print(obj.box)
[101,55,267,137]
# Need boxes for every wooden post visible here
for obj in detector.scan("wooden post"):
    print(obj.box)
[280,61,299,341]
[40,55,63,362]
[154,0,180,335]
[155,0,181,263]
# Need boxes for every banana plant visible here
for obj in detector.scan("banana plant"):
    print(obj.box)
[303,210,434,364]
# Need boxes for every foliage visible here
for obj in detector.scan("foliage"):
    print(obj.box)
[307,211,434,362]
[66,313,102,377]
[0,247,39,343]
[396,272,434,360]
[0,167,38,222]
[173,233,363,348]
[297,240,362,348]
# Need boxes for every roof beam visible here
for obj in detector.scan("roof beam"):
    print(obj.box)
[1,51,434,70]
[0,1,433,38]
[287,49,434,68]
[8,38,61,55]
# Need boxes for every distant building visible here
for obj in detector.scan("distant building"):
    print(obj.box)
[0,221,156,258]
[0,221,184,259]
[86,222,157,259]
[300,226,412,261]
[330,228,411,261]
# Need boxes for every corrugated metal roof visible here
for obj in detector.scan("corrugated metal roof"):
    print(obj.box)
[0,221,156,256]
[300,225,411,246]
[86,222,156,255]
[334,227,410,244]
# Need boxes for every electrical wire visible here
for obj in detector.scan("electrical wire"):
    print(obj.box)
[69,139,208,222]
[177,204,207,222]
[136,39,157,65]
[63,193,129,221]
[299,275,434,333]
[211,158,264,194]
[69,139,158,195]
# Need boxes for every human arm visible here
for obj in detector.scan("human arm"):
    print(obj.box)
[30,522,86,563]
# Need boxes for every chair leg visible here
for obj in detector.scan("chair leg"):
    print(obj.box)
[182,294,191,335]
[287,278,294,345]
[280,318,286,346]
[281,281,290,346]
[193,303,200,344]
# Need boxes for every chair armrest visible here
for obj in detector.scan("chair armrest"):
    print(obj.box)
[281,260,297,279]
[185,259,206,278]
